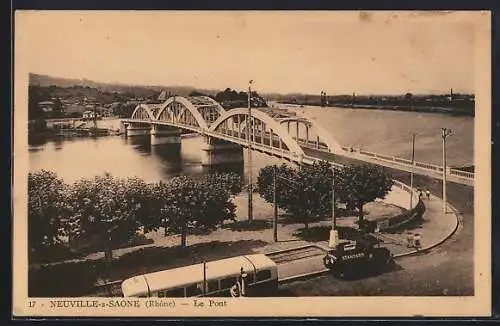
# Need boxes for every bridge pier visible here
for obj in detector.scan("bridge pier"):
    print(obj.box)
[200,136,244,166]
[150,125,181,145]
[120,122,128,134]
[126,123,151,137]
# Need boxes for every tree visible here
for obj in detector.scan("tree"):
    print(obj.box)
[338,164,394,229]
[28,86,44,120]
[28,170,72,259]
[257,162,340,232]
[69,173,152,262]
[159,174,240,248]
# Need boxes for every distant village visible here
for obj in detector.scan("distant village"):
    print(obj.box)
[277,89,475,116]
[27,83,268,137]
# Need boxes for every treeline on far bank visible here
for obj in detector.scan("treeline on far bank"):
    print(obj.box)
[277,92,475,117]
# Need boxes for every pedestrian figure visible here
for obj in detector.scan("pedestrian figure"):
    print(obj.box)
[417,189,423,200]
[406,232,414,248]
[413,233,421,250]
[425,190,431,200]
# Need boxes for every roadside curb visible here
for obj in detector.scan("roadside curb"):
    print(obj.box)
[276,198,462,284]
[279,268,330,284]
[263,243,325,257]
[392,196,461,259]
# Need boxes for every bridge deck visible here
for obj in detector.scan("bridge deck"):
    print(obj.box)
[120,117,473,187]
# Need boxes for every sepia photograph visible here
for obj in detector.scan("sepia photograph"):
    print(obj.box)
[13,10,491,317]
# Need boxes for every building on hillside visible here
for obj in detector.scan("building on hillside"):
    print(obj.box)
[64,104,86,117]
[83,110,99,119]
[38,101,55,114]
[98,107,114,117]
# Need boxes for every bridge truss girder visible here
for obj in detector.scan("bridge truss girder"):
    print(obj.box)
[208,108,305,158]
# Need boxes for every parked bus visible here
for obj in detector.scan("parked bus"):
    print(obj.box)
[121,254,278,298]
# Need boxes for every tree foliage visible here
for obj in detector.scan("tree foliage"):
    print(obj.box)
[28,170,243,259]
[157,174,240,248]
[68,174,153,258]
[257,162,393,230]
[336,164,394,224]
[257,161,341,230]
[28,170,72,256]
[214,87,267,109]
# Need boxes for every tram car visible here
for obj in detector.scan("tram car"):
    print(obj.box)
[323,237,395,279]
[121,254,278,298]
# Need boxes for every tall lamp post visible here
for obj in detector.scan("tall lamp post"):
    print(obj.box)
[273,166,278,242]
[409,133,416,209]
[247,80,254,222]
[441,128,452,213]
[329,165,338,248]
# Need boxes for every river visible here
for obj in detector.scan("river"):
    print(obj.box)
[28,106,474,184]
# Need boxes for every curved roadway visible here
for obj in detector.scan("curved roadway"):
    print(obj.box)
[278,167,474,296]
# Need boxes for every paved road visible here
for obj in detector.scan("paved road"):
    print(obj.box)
[278,173,474,296]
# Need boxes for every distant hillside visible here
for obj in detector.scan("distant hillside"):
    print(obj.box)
[29,73,219,97]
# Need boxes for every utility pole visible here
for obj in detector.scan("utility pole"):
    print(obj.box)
[441,128,452,213]
[247,80,254,222]
[273,166,278,242]
[203,260,207,294]
[410,133,416,209]
[329,165,338,248]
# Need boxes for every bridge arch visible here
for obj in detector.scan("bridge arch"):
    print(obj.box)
[131,104,156,120]
[208,108,305,157]
[198,96,227,116]
[154,96,210,131]
[278,117,344,154]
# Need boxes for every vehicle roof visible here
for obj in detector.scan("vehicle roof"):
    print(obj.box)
[122,254,276,296]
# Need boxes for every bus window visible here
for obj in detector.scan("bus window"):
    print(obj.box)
[220,276,236,289]
[207,280,219,293]
[165,288,185,297]
[256,270,271,282]
[186,284,203,297]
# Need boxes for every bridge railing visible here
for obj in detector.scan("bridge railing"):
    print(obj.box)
[339,147,473,181]
[122,117,474,183]
[449,169,475,179]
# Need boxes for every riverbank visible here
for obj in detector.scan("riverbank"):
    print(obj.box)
[279,102,474,117]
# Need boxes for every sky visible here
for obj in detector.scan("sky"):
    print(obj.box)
[16,11,478,95]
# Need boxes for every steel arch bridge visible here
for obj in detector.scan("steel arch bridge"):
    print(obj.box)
[121,95,474,185]
[123,96,344,163]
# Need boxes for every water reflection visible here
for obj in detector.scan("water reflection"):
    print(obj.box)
[53,138,64,151]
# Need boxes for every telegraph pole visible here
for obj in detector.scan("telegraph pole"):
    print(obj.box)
[273,166,278,242]
[329,165,338,248]
[441,128,452,213]
[203,260,207,294]
[247,80,254,222]
[410,133,416,209]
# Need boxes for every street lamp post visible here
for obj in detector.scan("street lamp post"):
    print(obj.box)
[329,165,338,248]
[410,133,416,209]
[441,128,452,213]
[247,80,254,222]
[273,166,278,242]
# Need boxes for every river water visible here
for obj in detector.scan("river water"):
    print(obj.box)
[28,106,474,184]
